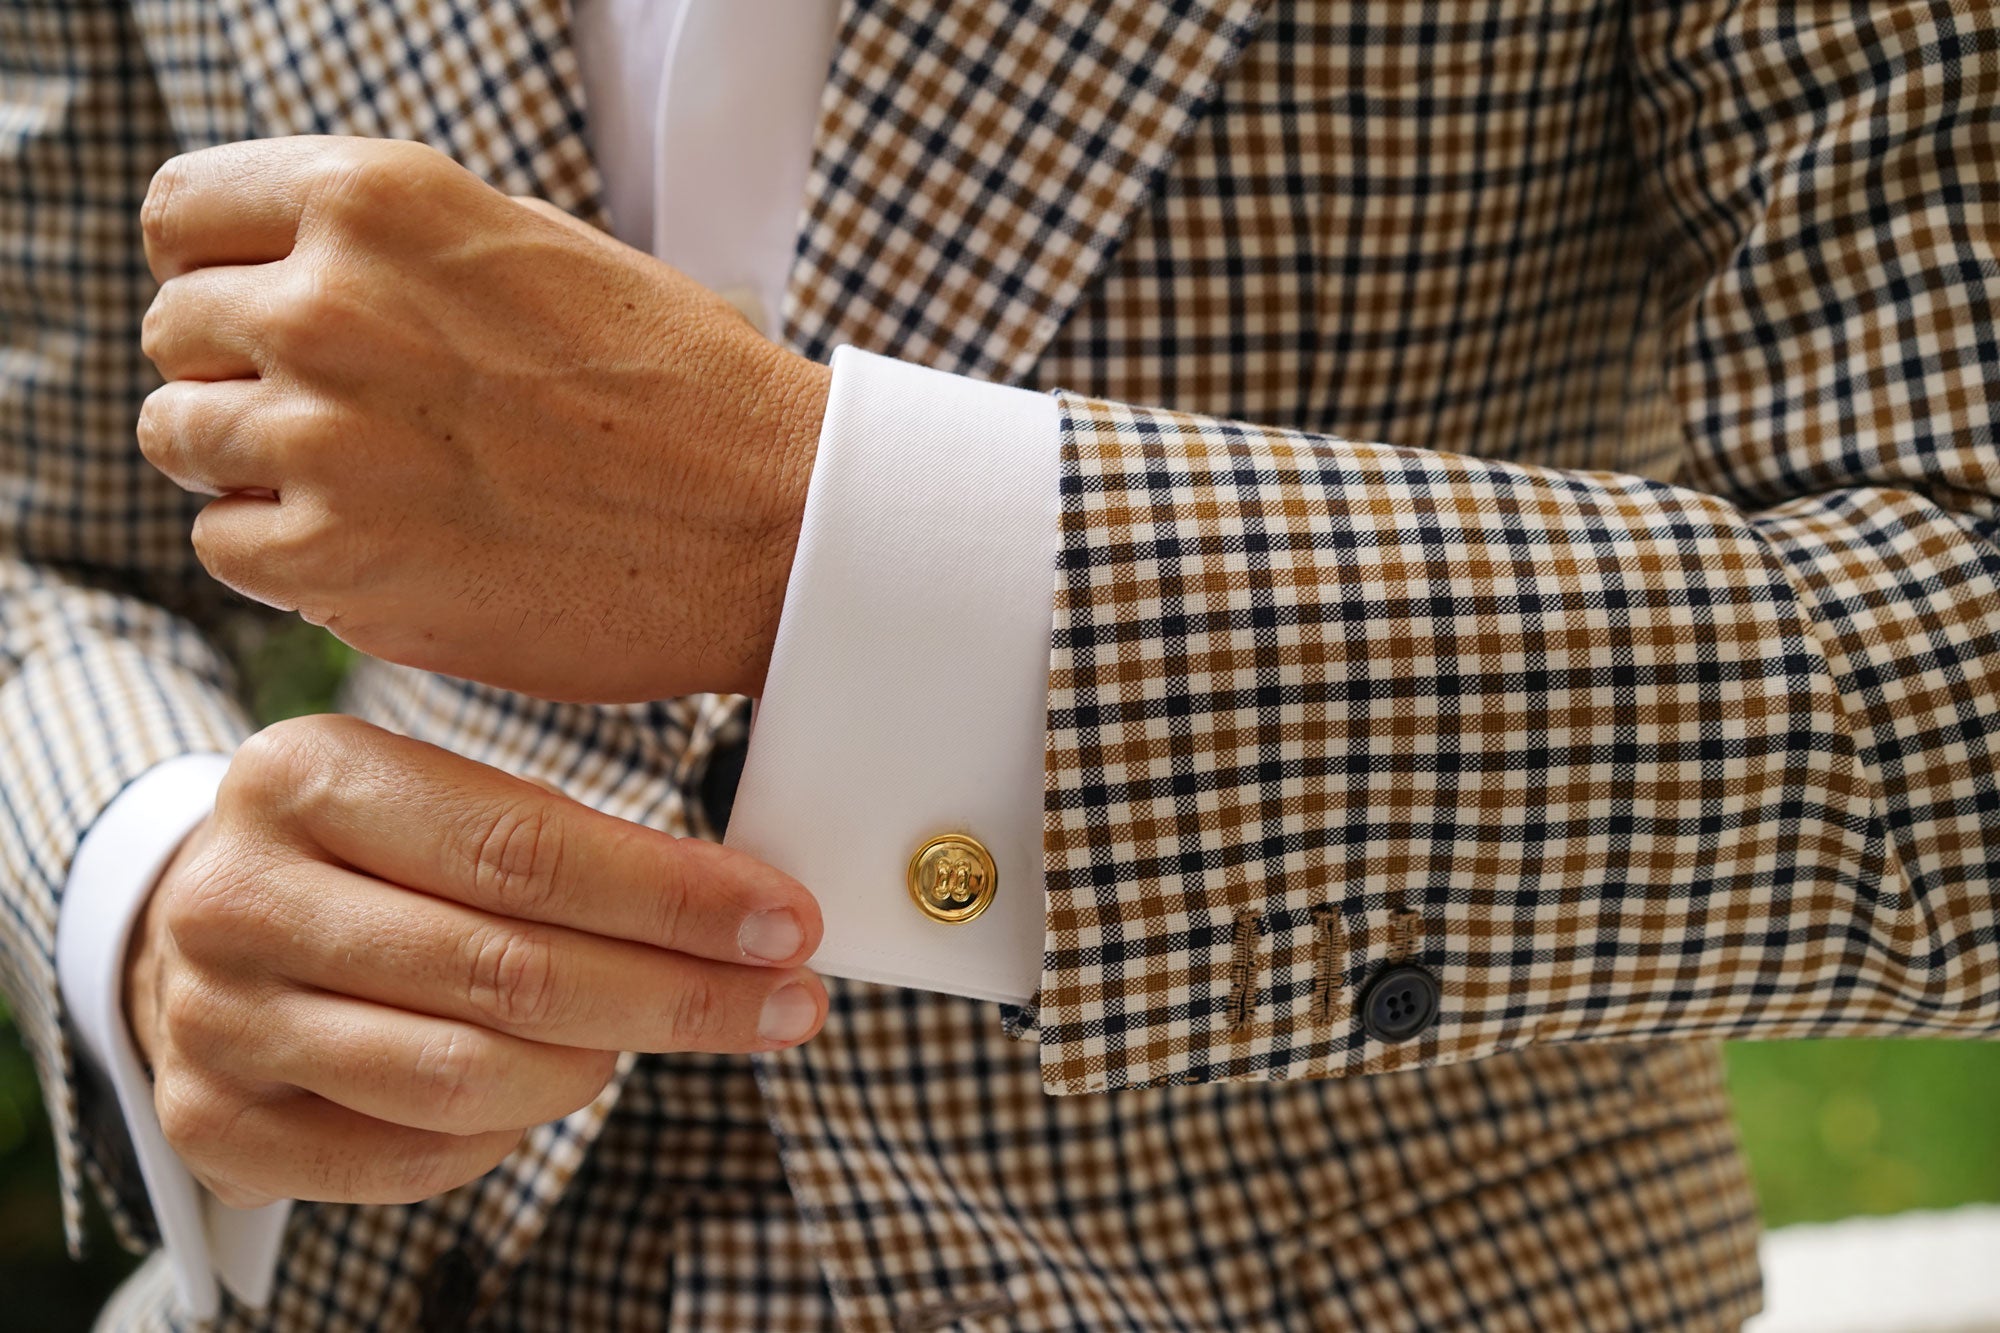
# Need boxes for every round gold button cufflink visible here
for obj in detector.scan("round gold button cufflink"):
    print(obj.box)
[908,833,998,924]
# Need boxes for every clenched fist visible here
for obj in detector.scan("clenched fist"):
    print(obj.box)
[124,715,825,1208]
[137,135,830,703]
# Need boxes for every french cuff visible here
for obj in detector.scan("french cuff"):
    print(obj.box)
[726,346,1060,1005]
[55,753,291,1319]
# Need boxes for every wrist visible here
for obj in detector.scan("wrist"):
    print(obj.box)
[733,343,830,697]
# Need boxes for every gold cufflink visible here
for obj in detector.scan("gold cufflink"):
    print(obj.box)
[908,833,997,924]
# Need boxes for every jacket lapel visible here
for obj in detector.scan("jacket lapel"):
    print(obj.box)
[784,0,1270,383]
[207,0,606,224]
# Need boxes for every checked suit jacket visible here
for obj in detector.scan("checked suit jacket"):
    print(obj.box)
[5,0,1999,1329]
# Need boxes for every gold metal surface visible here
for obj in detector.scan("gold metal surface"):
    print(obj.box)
[907,833,998,924]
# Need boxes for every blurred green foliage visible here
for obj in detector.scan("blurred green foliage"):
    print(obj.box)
[1724,1039,2000,1224]
[237,618,361,727]
[2,624,1997,1326]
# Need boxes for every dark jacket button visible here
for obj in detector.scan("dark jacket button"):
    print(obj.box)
[1360,963,1440,1043]
[417,1243,480,1333]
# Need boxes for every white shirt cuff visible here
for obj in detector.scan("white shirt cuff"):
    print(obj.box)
[55,753,290,1319]
[726,347,1060,1005]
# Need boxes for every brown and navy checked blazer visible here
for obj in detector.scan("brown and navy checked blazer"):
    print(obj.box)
[4,0,1999,1329]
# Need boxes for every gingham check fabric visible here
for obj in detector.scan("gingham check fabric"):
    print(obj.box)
[3,0,1996,1330]
[1024,0,2000,1096]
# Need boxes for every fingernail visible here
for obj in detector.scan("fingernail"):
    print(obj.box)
[738,909,803,963]
[758,984,818,1044]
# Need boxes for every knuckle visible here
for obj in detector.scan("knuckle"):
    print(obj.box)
[464,924,563,1032]
[266,265,353,356]
[134,386,180,467]
[267,395,339,471]
[644,840,692,947]
[311,141,430,224]
[138,295,170,365]
[262,500,344,586]
[154,1074,230,1156]
[311,149,387,221]
[159,855,254,957]
[161,977,261,1068]
[315,140,475,246]
[666,977,723,1046]
[140,156,187,254]
[378,138,448,174]
[412,1028,491,1128]
[188,506,227,572]
[229,715,354,822]
[156,974,218,1046]
[469,800,565,919]
[230,717,319,793]
[157,889,206,953]
[156,985,202,1052]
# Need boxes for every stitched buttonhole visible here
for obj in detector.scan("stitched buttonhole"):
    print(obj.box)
[1389,908,1423,962]
[1226,909,1261,1033]
[1310,903,1344,1023]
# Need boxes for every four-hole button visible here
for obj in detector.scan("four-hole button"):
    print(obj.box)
[1360,963,1440,1043]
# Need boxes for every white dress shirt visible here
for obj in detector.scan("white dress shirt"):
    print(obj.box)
[54,0,1053,1315]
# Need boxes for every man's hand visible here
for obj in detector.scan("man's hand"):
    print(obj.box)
[123,715,826,1208]
[136,136,831,703]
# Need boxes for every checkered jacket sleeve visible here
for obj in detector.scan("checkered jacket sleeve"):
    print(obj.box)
[1,3,251,1252]
[1035,2,2000,1094]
